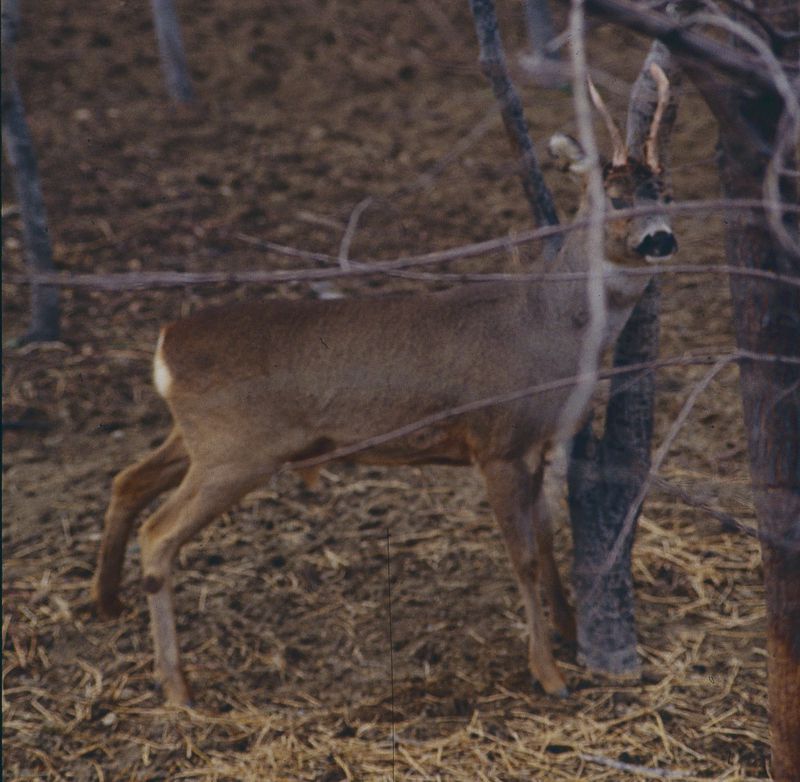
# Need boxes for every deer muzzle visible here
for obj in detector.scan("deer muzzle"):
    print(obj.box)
[633,225,677,261]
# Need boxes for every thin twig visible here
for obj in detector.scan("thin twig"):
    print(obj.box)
[7,197,795,289]
[651,476,759,540]
[579,752,691,778]
[338,197,374,270]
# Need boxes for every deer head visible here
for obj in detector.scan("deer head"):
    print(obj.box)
[548,64,678,266]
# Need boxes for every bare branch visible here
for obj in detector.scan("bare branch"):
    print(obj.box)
[2,0,60,342]
[468,0,562,262]
[570,0,785,91]
[8,199,800,291]
[12,258,800,291]
[337,197,374,270]
[688,9,800,256]
[150,0,194,104]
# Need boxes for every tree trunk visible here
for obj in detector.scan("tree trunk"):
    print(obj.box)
[1,0,60,343]
[568,279,660,675]
[726,203,800,782]
[677,1,800,773]
[150,0,194,105]
[524,0,559,60]
[714,87,799,782]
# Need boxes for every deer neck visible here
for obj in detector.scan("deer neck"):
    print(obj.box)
[540,219,654,351]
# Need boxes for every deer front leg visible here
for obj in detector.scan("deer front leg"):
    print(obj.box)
[533,493,576,644]
[480,458,568,697]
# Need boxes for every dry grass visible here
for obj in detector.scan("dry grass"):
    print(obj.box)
[3,398,770,779]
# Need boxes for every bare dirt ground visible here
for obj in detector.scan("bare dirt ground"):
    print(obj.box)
[2,1,769,780]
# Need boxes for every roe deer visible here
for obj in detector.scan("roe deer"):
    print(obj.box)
[92,68,676,705]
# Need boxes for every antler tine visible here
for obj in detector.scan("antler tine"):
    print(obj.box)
[588,77,627,166]
[644,63,670,172]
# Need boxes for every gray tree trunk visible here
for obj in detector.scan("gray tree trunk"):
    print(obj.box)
[151,0,194,105]
[567,278,660,676]
[524,0,559,60]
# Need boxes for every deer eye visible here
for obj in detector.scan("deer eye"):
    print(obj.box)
[610,197,627,209]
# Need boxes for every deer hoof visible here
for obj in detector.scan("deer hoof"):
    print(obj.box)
[163,679,194,708]
[537,673,570,699]
[92,585,125,619]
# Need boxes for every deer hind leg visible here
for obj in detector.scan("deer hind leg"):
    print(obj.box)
[533,493,576,644]
[480,458,568,697]
[137,460,267,706]
[93,428,189,618]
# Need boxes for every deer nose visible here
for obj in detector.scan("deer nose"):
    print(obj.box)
[635,230,677,259]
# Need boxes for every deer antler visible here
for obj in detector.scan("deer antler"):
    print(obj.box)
[645,63,670,172]
[588,78,627,166]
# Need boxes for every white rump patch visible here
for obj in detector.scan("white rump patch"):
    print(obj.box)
[152,329,173,398]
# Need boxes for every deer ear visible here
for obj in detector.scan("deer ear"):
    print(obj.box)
[548,132,590,175]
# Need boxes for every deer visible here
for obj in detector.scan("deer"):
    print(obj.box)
[92,66,677,706]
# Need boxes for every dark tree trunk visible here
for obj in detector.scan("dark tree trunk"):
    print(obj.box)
[1,0,60,343]
[150,0,194,105]
[568,279,660,675]
[703,72,799,782]
[725,194,800,782]
[670,0,800,773]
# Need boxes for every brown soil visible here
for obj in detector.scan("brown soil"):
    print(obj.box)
[3,1,767,780]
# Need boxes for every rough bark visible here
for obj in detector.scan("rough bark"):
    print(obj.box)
[675,1,800,773]
[701,71,799,782]
[726,197,800,782]
[568,279,660,675]
[150,0,194,105]
[1,0,60,342]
